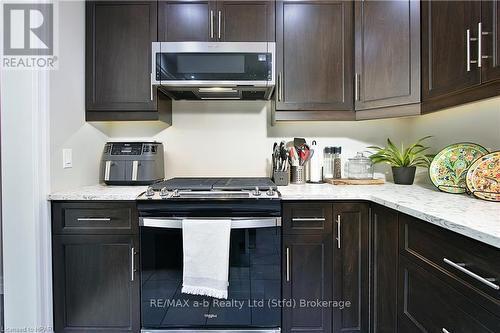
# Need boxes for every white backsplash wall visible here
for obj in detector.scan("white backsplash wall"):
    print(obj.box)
[50,1,108,192]
[99,101,411,179]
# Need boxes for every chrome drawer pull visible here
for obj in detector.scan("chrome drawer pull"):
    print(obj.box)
[77,217,111,222]
[286,247,290,282]
[442,328,451,333]
[291,217,326,222]
[336,215,341,249]
[443,258,499,290]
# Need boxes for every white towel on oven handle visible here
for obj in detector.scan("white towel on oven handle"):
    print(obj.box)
[181,219,231,299]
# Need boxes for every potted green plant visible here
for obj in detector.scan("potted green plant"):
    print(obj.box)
[367,136,434,185]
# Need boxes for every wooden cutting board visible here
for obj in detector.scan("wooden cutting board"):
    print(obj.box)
[325,178,385,185]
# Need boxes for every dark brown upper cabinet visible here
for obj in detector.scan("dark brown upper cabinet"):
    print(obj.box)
[158,0,274,42]
[85,1,172,122]
[332,203,369,333]
[481,0,500,83]
[218,1,275,42]
[158,1,217,41]
[421,0,500,113]
[274,0,355,121]
[422,1,482,101]
[354,0,421,120]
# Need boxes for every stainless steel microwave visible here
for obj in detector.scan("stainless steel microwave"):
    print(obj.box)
[151,42,275,100]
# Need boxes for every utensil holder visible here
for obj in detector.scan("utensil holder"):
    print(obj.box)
[273,170,289,186]
[291,166,306,184]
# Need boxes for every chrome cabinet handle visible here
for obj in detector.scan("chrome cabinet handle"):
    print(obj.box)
[150,74,154,101]
[336,215,341,249]
[354,73,360,101]
[77,217,111,222]
[291,217,326,222]
[478,22,483,67]
[466,29,478,72]
[443,258,499,290]
[277,72,283,101]
[131,247,137,282]
[442,329,451,333]
[218,10,222,39]
[210,10,214,39]
[286,247,290,282]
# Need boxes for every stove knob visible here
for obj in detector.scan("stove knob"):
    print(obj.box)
[172,189,180,198]
[266,188,276,196]
[145,187,155,198]
[159,187,169,198]
[252,186,261,196]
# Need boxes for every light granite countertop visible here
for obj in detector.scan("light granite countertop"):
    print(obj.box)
[49,183,500,249]
[49,185,148,201]
[279,183,500,248]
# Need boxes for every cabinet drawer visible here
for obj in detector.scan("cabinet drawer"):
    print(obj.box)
[282,202,332,234]
[400,214,500,315]
[398,256,500,333]
[52,201,138,235]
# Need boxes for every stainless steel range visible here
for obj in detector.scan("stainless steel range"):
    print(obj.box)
[137,178,281,333]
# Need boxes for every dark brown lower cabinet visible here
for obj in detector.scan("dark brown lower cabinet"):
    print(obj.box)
[282,233,333,333]
[369,205,399,333]
[53,234,140,333]
[398,256,500,333]
[332,203,369,333]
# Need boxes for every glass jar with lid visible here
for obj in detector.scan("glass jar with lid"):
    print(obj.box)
[347,152,374,179]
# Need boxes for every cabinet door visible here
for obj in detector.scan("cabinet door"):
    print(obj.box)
[158,1,217,41]
[398,256,500,333]
[332,203,369,333]
[276,1,354,113]
[217,1,275,41]
[53,235,140,333]
[481,0,500,83]
[86,1,157,113]
[283,234,333,333]
[369,205,398,333]
[422,0,481,100]
[354,0,420,111]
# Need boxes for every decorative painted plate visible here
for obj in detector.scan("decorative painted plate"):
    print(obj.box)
[466,151,500,202]
[429,143,489,193]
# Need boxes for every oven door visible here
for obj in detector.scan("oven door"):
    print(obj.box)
[140,217,281,332]
[151,42,275,87]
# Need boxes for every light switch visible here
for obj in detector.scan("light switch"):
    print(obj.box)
[63,148,72,168]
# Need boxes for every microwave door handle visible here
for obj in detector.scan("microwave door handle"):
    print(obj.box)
[132,161,139,181]
[140,217,281,229]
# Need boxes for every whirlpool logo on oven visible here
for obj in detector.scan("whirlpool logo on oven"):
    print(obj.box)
[2,2,58,69]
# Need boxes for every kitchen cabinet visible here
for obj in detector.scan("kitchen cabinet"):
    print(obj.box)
[282,202,333,333]
[282,234,333,333]
[51,201,140,333]
[481,0,500,83]
[217,1,275,42]
[421,0,500,113]
[332,202,369,333]
[158,0,274,42]
[398,256,500,333]
[85,1,172,122]
[422,1,481,100]
[354,0,421,120]
[275,0,355,121]
[369,205,398,333]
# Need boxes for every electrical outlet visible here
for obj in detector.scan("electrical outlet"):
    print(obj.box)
[63,149,72,168]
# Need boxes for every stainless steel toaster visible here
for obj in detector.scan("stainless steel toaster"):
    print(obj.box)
[100,142,164,185]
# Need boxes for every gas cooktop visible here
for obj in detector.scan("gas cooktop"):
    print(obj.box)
[139,177,280,200]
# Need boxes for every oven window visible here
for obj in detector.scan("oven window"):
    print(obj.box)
[140,226,281,329]
[156,53,272,81]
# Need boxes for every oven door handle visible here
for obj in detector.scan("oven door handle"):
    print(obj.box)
[140,217,281,229]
